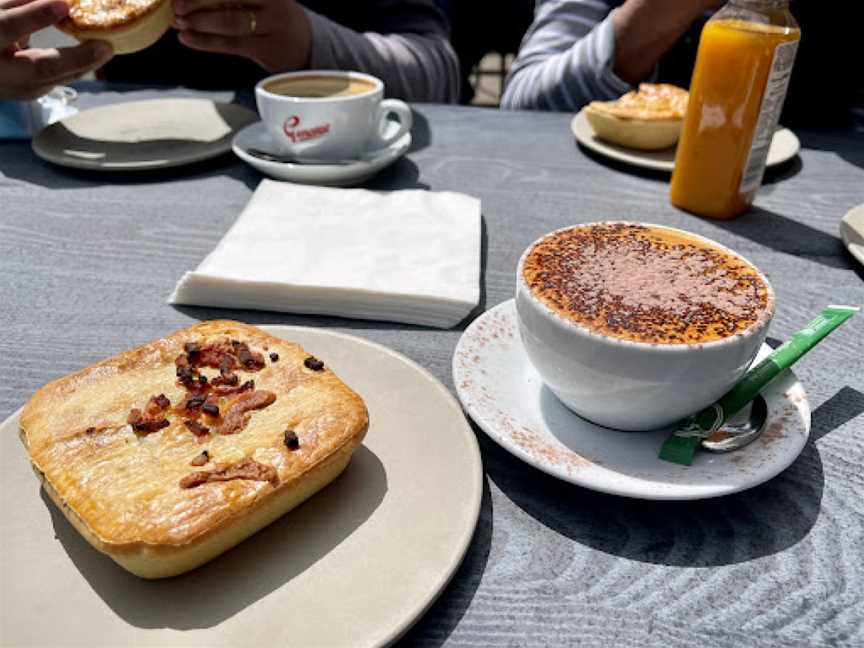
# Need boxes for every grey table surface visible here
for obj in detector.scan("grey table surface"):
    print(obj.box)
[1,85,863,647]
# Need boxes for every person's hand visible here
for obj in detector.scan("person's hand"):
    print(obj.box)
[0,0,113,100]
[173,0,311,72]
[612,0,722,86]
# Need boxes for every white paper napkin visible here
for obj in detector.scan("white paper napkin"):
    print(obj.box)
[169,180,481,328]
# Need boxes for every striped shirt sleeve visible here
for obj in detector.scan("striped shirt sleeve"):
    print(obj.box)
[501,0,634,111]
[304,6,460,104]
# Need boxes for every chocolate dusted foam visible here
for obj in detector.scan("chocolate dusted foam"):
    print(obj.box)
[522,223,772,344]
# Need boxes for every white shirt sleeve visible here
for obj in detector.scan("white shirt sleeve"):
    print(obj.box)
[501,1,634,111]
[304,7,460,104]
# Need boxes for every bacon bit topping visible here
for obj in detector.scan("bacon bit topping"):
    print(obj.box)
[234,341,266,370]
[212,373,239,387]
[179,458,279,489]
[152,394,170,410]
[283,429,300,450]
[202,396,220,418]
[128,408,170,434]
[172,338,273,436]
[183,393,206,411]
[213,379,254,396]
[304,356,324,371]
[197,340,236,370]
[269,352,279,362]
[218,355,236,375]
[176,361,197,388]
[179,338,268,378]
[184,419,210,437]
[190,450,210,466]
[219,390,277,435]
[183,341,201,363]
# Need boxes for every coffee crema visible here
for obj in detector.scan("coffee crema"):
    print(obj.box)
[263,75,376,99]
[522,223,772,344]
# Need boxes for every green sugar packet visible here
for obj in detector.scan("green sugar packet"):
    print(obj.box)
[659,305,859,466]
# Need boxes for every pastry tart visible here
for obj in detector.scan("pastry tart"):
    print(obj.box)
[584,83,689,150]
[58,0,173,55]
[19,321,368,578]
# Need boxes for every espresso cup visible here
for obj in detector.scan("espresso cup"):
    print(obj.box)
[255,70,413,160]
[515,223,775,431]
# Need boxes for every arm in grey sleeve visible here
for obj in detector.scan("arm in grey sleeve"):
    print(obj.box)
[501,0,634,111]
[303,7,460,104]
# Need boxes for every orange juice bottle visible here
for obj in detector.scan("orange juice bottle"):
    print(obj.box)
[670,1,800,219]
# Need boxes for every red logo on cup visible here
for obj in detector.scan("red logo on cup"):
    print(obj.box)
[283,115,331,143]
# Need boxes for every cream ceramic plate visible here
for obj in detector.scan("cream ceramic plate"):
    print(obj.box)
[32,98,258,170]
[570,109,800,172]
[454,300,810,501]
[1,325,482,647]
[233,121,411,187]
[839,204,864,267]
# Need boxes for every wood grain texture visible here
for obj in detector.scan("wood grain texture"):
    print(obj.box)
[1,88,863,647]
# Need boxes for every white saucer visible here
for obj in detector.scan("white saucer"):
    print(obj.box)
[453,300,811,501]
[840,203,864,267]
[232,121,411,187]
[570,109,800,173]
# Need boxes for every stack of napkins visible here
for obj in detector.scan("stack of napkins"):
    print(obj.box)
[170,180,481,328]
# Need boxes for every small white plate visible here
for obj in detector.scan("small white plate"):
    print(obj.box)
[1,325,482,647]
[840,203,864,267]
[32,98,258,171]
[233,121,411,187]
[454,300,811,501]
[570,109,800,173]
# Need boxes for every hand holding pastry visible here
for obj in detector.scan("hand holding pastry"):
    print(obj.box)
[173,0,311,73]
[0,0,112,100]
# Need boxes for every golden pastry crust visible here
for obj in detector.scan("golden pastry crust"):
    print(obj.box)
[19,321,368,577]
[583,84,689,151]
[58,0,173,55]
[61,0,164,30]
[587,83,689,121]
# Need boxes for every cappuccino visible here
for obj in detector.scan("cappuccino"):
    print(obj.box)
[263,75,377,99]
[522,223,771,345]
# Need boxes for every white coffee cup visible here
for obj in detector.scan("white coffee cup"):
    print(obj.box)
[515,223,775,431]
[255,70,413,160]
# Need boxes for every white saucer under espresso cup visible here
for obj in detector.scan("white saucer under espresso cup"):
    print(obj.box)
[255,70,413,161]
[515,223,775,431]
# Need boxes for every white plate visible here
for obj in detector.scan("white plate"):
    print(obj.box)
[32,98,258,171]
[570,109,800,173]
[1,325,482,647]
[453,300,811,501]
[840,203,864,267]
[233,121,411,187]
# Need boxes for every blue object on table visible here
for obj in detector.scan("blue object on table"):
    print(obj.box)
[0,87,79,140]
[0,101,33,139]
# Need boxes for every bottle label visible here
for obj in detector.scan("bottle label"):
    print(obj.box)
[739,38,799,194]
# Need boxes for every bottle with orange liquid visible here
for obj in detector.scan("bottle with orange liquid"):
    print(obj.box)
[670,0,800,219]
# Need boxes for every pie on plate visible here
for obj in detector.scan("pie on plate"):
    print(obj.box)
[583,83,689,150]
[18,320,368,579]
